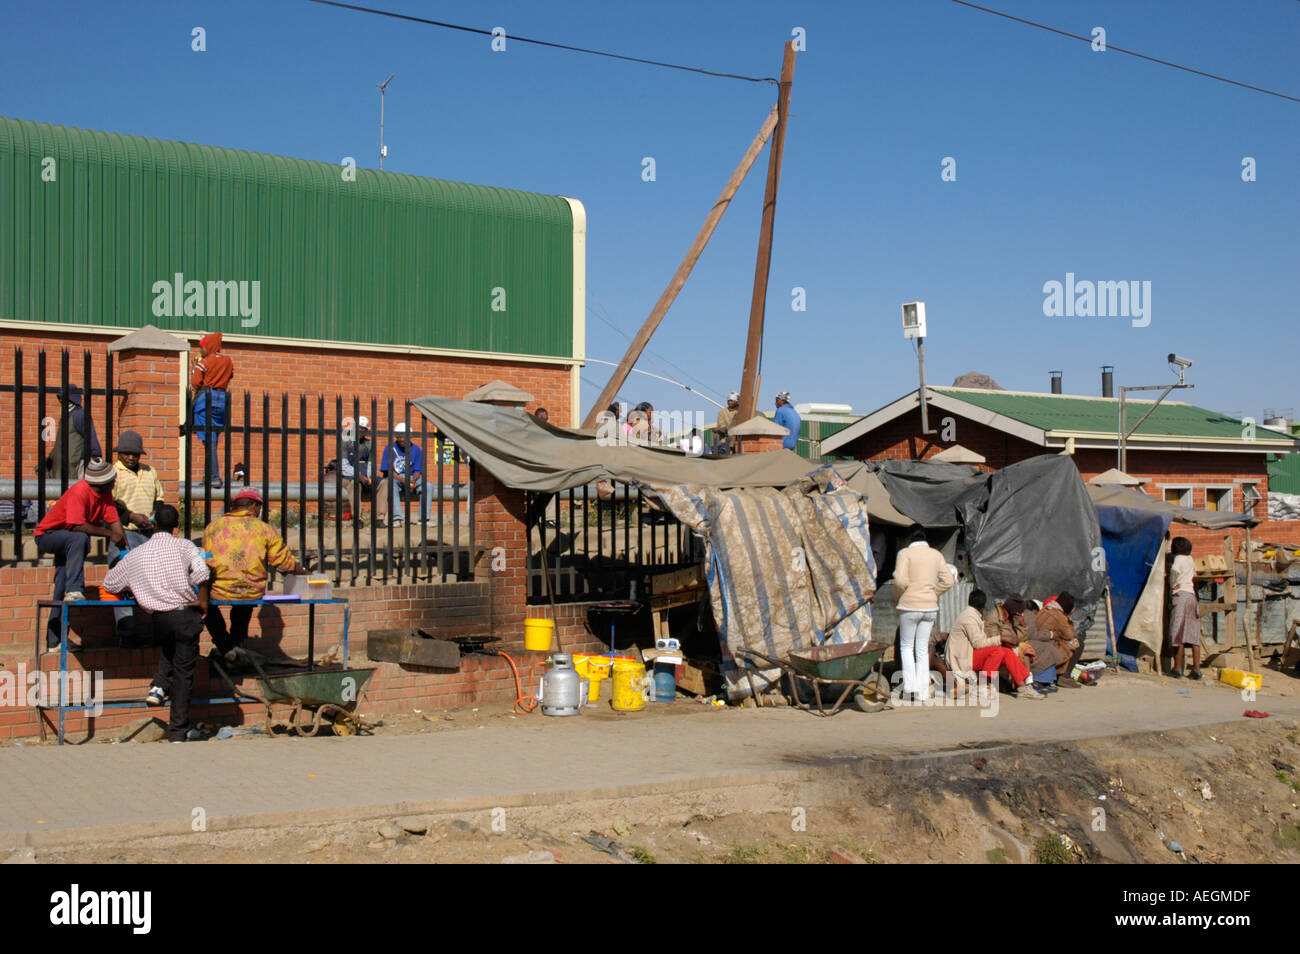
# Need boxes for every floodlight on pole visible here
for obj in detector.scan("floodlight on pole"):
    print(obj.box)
[902,301,936,436]
[377,74,395,169]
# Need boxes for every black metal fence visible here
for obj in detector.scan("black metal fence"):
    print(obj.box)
[181,390,476,586]
[525,483,703,603]
[1,349,126,564]
[1,348,477,586]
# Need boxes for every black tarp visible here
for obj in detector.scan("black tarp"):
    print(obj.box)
[873,455,1108,608]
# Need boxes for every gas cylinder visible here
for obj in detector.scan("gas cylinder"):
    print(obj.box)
[540,653,582,716]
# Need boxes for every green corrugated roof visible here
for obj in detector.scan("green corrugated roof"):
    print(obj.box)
[931,388,1295,443]
[1269,453,1300,495]
[0,116,577,357]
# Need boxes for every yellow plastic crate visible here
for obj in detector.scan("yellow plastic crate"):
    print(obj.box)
[1219,669,1262,691]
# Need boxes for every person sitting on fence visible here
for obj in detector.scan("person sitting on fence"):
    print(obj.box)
[334,415,373,522]
[33,457,126,650]
[103,505,210,743]
[109,429,165,640]
[376,422,426,527]
[43,384,102,483]
[202,487,308,665]
[190,332,234,489]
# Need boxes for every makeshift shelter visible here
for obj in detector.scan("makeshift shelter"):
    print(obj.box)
[1086,483,1256,661]
[411,399,885,699]
[655,470,877,699]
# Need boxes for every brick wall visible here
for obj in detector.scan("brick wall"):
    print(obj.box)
[0,452,615,740]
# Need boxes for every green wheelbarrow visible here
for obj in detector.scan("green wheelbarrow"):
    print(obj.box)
[213,655,378,737]
[737,640,890,715]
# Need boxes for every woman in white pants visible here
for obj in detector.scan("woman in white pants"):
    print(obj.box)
[893,527,955,702]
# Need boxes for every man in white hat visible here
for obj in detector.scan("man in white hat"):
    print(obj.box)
[339,416,373,521]
[376,422,426,527]
[774,391,801,452]
[33,457,126,649]
[715,391,741,455]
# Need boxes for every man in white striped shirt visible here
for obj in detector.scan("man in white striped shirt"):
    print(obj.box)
[103,504,210,743]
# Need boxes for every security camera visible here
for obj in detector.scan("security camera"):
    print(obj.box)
[1167,354,1193,370]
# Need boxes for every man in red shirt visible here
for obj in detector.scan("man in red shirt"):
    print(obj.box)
[34,457,126,649]
[191,331,234,489]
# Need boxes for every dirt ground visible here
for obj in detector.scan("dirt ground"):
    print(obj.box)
[20,707,1300,864]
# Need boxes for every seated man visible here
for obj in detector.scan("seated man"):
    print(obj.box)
[202,488,308,663]
[979,592,1045,699]
[943,589,989,690]
[33,458,126,650]
[103,505,210,743]
[1033,593,1079,685]
[375,423,426,527]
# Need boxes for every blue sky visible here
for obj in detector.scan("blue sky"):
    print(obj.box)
[3,0,1297,424]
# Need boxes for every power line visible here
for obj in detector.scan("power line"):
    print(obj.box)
[950,0,1300,104]
[306,0,777,85]
[586,290,722,399]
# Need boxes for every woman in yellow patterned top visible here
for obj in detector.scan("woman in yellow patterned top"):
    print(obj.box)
[202,487,306,662]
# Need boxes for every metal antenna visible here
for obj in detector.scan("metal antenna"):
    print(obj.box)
[377,74,395,169]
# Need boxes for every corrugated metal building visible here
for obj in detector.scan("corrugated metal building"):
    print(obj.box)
[0,116,585,376]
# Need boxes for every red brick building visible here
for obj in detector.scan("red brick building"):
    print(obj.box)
[820,386,1300,554]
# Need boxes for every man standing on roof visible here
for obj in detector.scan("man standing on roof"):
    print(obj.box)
[203,488,308,664]
[34,458,126,650]
[191,332,234,489]
[774,391,801,452]
[715,391,740,455]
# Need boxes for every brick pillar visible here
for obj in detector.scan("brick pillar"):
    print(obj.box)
[110,327,188,492]
[741,435,785,454]
[472,468,529,649]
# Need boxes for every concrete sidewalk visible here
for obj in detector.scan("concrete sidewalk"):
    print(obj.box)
[2,676,1296,848]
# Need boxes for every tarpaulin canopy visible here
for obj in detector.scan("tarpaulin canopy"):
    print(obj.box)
[873,459,986,527]
[1094,505,1172,650]
[1086,484,1257,529]
[411,397,822,492]
[653,471,877,700]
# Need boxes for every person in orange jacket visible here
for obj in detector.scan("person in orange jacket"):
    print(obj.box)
[191,332,234,488]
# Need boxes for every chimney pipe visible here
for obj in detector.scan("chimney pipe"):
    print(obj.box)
[1049,371,1062,394]
[1101,365,1114,398]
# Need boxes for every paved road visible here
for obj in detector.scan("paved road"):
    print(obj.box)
[2,676,1295,847]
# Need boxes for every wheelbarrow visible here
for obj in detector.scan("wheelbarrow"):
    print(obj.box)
[212,654,378,737]
[736,640,890,715]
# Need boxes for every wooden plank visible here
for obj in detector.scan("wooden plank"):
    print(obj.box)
[580,106,779,429]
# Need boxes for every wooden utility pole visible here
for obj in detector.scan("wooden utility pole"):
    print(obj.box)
[581,106,780,430]
[737,42,797,423]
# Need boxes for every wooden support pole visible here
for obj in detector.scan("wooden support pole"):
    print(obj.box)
[1223,534,1237,650]
[580,106,780,430]
[737,42,797,423]
[1243,526,1256,672]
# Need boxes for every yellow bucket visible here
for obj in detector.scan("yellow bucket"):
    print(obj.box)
[524,618,555,652]
[611,658,647,712]
[583,655,615,704]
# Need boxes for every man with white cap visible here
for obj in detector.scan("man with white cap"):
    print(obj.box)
[774,391,801,452]
[33,457,127,649]
[376,422,426,527]
[340,416,373,521]
[715,391,740,455]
